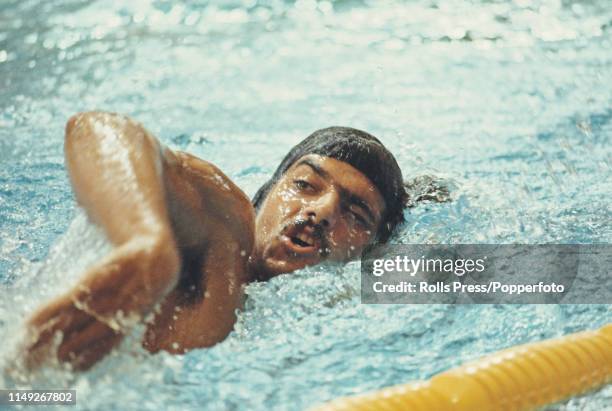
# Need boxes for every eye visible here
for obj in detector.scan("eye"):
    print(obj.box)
[346,208,368,227]
[294,179,314,191]
[353,213,368,226]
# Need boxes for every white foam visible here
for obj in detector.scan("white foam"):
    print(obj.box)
[0,209,113,379]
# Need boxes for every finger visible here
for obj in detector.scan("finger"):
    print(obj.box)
[23,312,93,371]
[57,320,123,367]
[26,307,92,352]
[28,298,93,341]
[28,295,75,328]
[71,331,124,371]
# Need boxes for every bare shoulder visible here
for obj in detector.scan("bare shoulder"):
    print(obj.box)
[172,151,252,211]
[172,151,255,251]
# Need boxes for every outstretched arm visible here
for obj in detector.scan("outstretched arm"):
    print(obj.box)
[25,112,182,370]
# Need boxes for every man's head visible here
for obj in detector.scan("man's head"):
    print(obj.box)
[251,127,407,279]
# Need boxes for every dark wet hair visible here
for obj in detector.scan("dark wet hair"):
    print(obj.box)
[252,126,408,242]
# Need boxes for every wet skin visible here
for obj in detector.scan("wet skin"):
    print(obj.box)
[23,112,385,370]
[252,155,385,279]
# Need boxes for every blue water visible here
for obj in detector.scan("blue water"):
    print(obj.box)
[1,0,611,409]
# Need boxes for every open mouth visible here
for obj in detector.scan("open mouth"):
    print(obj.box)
[290,233,314,248]
[280,224,322,256]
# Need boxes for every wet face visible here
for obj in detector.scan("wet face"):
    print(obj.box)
[252,154,385,279]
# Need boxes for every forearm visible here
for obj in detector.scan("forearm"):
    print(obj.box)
[24,112,184,370]
[65,111,174,244]
[64,112,181,309]
[69,236,180,329]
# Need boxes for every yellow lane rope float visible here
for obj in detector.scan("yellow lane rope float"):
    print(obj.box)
[313,324,612,411]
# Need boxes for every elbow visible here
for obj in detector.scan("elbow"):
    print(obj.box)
[64,112,96,163]
[66,111,107,137]
[64,111,148,159]
[65,111,104,150]
[65,111,134,142]
[65,112,87,136]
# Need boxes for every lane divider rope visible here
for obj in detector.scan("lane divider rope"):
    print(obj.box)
[312,324,612,411]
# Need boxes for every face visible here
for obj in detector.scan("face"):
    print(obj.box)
[252,154,386,279]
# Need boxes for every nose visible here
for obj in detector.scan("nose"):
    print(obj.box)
[304,190,340,228]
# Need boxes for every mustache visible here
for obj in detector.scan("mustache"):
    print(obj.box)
[284,218,331,257]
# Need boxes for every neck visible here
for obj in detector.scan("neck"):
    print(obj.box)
[247,255,271,282]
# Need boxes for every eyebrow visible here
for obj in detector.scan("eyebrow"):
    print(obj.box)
[294,158,377,224]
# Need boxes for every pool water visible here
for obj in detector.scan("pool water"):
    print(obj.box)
[1,0,611,409]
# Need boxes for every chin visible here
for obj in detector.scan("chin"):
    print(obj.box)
[260,254,319,279]
[255,237,322,279]
[263,258,304,277]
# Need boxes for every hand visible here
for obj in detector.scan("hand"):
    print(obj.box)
[21,231,179,371]
[23,292,124,371]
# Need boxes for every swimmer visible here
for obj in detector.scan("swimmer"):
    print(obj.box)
[21,112,447,370]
